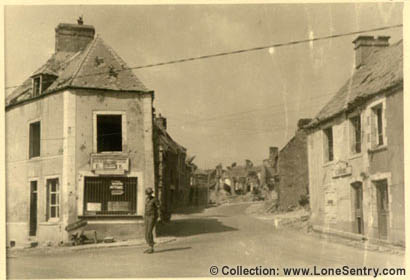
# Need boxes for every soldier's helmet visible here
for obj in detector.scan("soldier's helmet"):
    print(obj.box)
[145,187,153,195]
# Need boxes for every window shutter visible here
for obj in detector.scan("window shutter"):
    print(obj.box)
[46,181,49,221]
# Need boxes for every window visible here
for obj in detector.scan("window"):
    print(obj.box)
[33,76,41,97]
[350,115,361,154]
[29,121,41,158]
[97,115,122,153]
[372,104,384,147]
[46,178,59,221]
[83,177,137,215]
[323,127,334,162]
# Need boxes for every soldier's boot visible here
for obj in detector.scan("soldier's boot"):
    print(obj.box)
[144,246,154,254]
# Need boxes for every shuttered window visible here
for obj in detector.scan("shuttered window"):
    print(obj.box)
[350,115,361,154]
[83,177,137,215]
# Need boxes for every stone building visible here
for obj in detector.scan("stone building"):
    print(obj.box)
[306,36,404,246]
[5,21,155,246]
[153,114,190,221]
[275,119,311,211]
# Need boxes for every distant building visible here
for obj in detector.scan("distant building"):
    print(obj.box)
[6,21,155,246]
[306,36,404,246]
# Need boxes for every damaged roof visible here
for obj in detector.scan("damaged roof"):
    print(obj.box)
[6,35,151,108]
[308,39,403,128]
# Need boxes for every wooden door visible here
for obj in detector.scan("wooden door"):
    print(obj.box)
[376,180,389,239]
[352,182,364,234]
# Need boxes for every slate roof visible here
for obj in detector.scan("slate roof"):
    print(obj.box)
[154,122,187,154]
[308,40,403,128]
[6,35,151,107]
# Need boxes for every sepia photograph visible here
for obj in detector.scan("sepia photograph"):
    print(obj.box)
[2,2,407,278]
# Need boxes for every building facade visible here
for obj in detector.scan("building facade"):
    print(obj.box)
[275,119,311,211]
[6,21,155,246]
[307,36,404,246]
[153,114,191,221]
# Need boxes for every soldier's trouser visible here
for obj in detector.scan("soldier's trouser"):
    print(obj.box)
[144,216,157,247]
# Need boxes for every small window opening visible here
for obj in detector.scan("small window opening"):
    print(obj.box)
[33,77,41,97]
[29,121,41,158]
[97,115,122,153]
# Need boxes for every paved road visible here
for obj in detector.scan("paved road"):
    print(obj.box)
[7,203,405,278]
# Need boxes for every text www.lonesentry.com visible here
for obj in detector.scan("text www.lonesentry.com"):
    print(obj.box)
[209,265,406,277]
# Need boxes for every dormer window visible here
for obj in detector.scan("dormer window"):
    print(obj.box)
[33,76,41,97]
[31,73,58,97]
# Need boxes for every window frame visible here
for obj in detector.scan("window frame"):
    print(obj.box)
[323,126,334,163]
[45,177,60,223]
[371,103,385,148]
[92,111,127,154]
[349,114,362,155]
[28,120,41,159]
[32,76,42,97]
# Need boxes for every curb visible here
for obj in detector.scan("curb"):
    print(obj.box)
[69,237,177,251]
[7,237,178,255]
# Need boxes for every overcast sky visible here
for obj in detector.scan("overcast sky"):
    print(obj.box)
[4,3,403,169]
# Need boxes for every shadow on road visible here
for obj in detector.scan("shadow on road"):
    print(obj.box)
[157,218,237,237]
[172,206,206,215]
[154,247,192,254]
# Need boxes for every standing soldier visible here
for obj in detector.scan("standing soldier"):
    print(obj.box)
[144,187,159,254]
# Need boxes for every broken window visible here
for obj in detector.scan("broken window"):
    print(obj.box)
[46,178,60,221]
[350,115,361,154]
[29,121,41,158]
[323,127,334,162]
[97,114,122,153]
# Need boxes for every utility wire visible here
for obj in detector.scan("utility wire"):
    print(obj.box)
[4,24,403,90]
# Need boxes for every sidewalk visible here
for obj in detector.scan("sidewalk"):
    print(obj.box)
[7,236,177,257]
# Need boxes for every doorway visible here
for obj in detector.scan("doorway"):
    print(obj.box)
[29,181,38,236]
[375,179,389,239]
[351,182,364,234]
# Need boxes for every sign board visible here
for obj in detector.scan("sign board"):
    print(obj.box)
[107,201,129,211]
[87,202,101,211]
[110,180,124,190]
[332,161,352,178]
[91,154,129,175]
[111,189,124,196]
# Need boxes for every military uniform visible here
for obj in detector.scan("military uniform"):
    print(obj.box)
[144,194,159,251]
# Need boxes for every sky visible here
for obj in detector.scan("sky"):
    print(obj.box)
[4,3,403,169]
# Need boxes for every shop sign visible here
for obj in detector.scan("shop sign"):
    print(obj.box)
[91,154,129,175]
[108,201,129,211]
[110,180,124,195]
[332,161,352,178]
[87,202,102,211]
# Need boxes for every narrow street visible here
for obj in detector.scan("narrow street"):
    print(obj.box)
[7,203,404,278]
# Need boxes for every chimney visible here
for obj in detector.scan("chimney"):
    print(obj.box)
[156,114,167,130]
[297,118,312,129]
[269,147,278,161]
[55,19,95,53]
[352,35,390,69]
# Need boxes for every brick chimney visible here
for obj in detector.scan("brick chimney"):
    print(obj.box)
[55,20,95,53]
[352,35,390,69]
[156,114,167,130]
